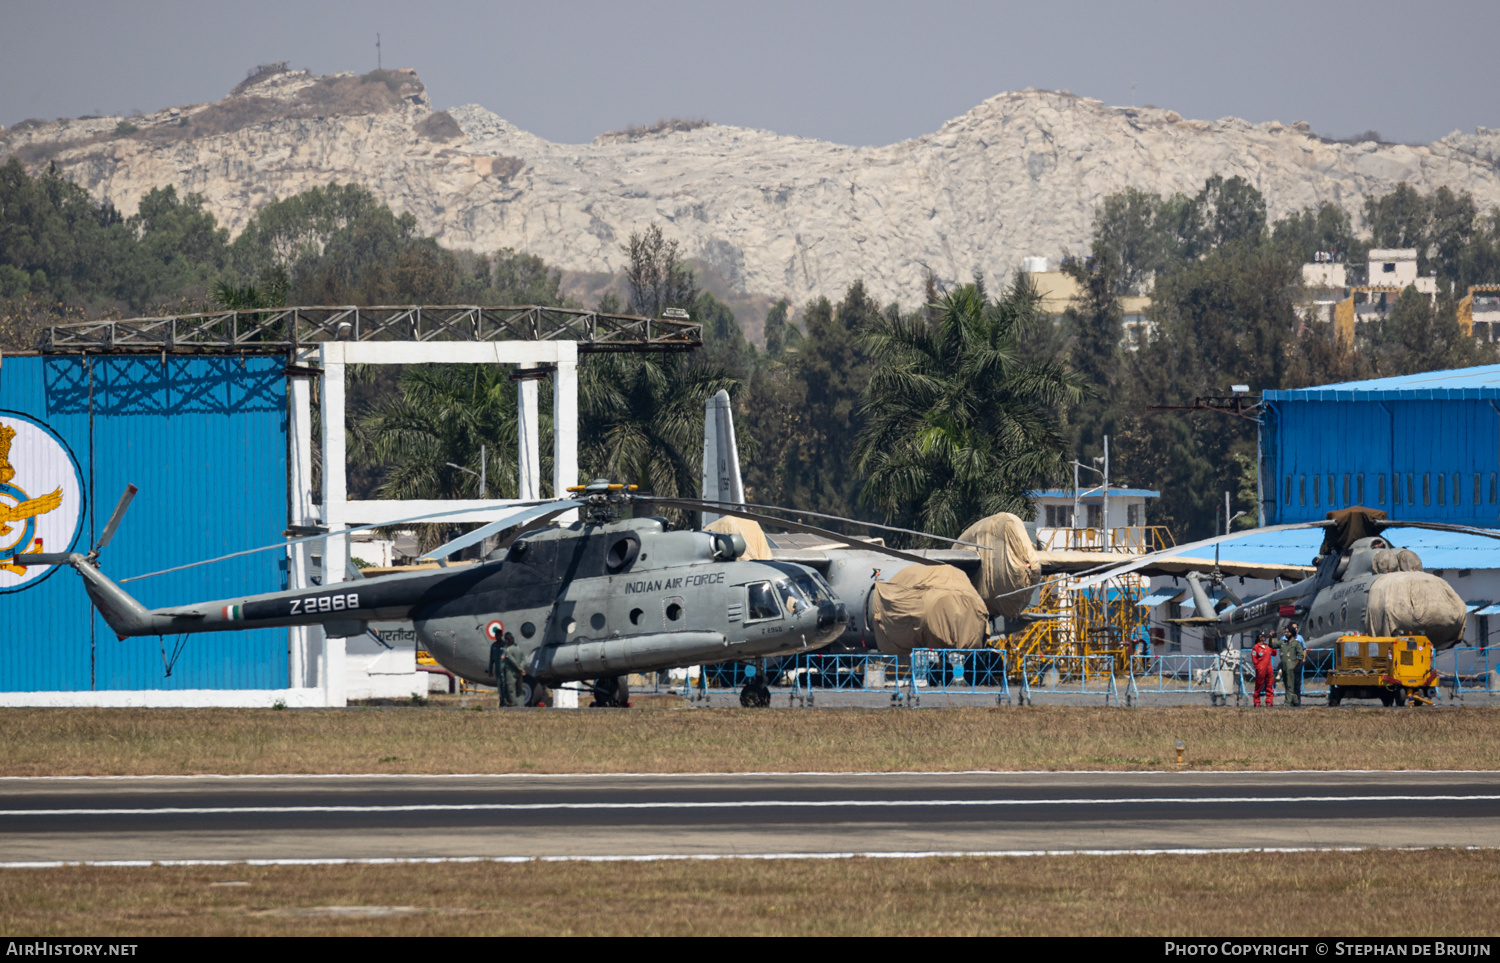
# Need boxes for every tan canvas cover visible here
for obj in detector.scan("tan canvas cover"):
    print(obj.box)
[870,564,990,654]
[705,515,773,560]
[957,512,1039,618]
[1365,571,1466,647]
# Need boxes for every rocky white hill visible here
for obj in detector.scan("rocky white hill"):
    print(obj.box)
[7,66,1500,310]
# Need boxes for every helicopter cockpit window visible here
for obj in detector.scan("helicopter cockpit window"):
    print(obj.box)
[792,574,834,606]
[746,582,781,621]
[776,578,812,615]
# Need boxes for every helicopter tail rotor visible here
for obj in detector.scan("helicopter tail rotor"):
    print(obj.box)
[89,484,138,561]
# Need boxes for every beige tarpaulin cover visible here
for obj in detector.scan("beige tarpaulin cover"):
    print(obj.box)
[705,515,773,560]
[871,564,990,654]
[957,513,1039,619]
[1365,571,1467,647]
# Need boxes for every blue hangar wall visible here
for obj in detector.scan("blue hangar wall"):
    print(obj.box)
[0,356,288,690]
[1263,366,1500,528]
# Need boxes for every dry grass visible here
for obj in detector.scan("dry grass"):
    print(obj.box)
[1,850,1495,936]
[1,704,1497,776]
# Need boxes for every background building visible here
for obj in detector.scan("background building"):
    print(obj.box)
[1261,365,1500,528]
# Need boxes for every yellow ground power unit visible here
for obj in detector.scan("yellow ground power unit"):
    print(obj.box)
[1327,635,1438,707]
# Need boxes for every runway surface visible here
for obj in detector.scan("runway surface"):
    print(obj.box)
[1,770,1496,863]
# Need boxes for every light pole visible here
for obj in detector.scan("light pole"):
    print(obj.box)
[445,444,487,498]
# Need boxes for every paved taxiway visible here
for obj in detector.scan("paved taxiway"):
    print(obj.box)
[1,770,1496,863]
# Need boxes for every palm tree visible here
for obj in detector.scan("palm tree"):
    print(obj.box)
[352,365,538,550]
[855,277,1086,540]
[579,353,739,523]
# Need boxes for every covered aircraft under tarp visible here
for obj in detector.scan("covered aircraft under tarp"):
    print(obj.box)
[957,513,1039,619]
[870,564,990,654]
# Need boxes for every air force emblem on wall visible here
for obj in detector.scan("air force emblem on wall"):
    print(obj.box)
[0,412,85,592]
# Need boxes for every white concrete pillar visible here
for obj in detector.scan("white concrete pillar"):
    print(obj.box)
[287,367,321,689]
[518,364,541,500]
[553,342,578,516]
[319,343,348,707]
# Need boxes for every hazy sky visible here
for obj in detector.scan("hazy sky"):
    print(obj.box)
[3,0,1497,146]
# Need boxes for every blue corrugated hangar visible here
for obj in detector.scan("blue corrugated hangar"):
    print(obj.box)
[1262,365,1500,527]
[0,355,289,693]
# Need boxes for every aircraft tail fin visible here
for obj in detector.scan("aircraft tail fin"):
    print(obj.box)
[701,389,746,526]
[16,552,157,637]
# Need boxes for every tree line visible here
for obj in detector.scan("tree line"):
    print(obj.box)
[1,157,1495,542]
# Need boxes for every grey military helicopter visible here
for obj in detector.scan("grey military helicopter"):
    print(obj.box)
[19,478,971,708]
[1073,505,1500,650]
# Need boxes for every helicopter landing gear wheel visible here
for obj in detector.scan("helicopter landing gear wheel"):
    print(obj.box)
[1328,685,1343,707]
[739,682,772,708]
[590,676,631,708]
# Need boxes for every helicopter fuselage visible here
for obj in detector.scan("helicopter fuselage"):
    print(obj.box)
[62,515,847,688]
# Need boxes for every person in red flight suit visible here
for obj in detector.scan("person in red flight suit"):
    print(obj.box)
[1250,632,1275,707]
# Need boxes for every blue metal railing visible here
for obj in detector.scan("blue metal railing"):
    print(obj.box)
[667,644,1499,706]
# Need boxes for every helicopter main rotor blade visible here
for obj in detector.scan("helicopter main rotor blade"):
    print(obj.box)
[118,498,561,584]
[683,496,986,550]
[1377,520,1500,542]
[419,500,586,562]
[1070,520,1335,589]
[94,484,138,553]
[640,497,942,566]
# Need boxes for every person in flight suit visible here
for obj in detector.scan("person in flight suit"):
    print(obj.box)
[488,629,525,707]
[1272,623,1306,707]
[1250,632,1275,707]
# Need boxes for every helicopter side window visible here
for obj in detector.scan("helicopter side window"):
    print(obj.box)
[1423,473,1431,506]
[745,582,781,621]
[1476,474,1483,506]
[1453,472,1462,506]
[1299,475,1306,507]
[1284,476,1292,505]
[1379,474,1387,504]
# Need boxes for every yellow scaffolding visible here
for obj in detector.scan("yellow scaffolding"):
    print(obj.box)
[996,526,1171,682]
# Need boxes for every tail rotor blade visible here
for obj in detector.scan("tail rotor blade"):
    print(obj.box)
[94,484,138,553]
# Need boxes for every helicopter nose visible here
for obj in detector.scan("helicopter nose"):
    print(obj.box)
[812,601,847,645]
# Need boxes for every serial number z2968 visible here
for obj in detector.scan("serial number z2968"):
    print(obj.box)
[291,593,360,615]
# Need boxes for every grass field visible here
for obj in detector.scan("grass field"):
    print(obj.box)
[3,849,1496,936]
[1,703,1497,775]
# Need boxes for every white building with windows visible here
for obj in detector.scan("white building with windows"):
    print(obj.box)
[1032,488,1159,548]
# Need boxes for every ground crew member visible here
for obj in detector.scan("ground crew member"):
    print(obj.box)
[1250,632,1274,707]
[1272,622,1306,707]
[488,630,525,707]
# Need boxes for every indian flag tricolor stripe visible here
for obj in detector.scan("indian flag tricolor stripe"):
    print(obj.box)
[222,605,242,621]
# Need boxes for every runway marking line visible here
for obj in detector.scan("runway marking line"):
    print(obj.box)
[0,769,1497,782]
[0,845,1489,870]
[4,794,1498,817]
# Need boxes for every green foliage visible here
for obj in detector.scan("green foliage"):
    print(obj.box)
[578,352,739,522]
[854,280,1085,540]
[487,248,567,306]
[624,223,697,318]
[761,298,802,359]
[113,120,138,137]
[1361,286,1483,374]
[741,283,878,519]
[0,159,226,314]
[1270,201,1363,267]
[352,364,535,550]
